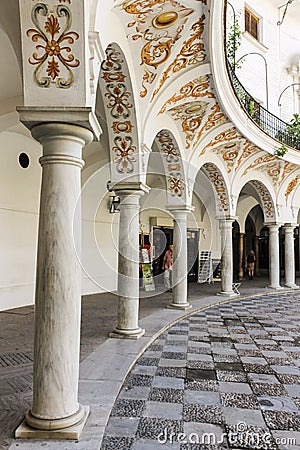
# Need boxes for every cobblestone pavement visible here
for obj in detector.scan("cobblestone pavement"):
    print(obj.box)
[102,292,300,450]
[1,280,300,450]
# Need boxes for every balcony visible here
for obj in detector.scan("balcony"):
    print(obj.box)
[227,63,300,150]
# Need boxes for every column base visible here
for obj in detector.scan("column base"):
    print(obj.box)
[109,327,145,340]
[167,302,192,310]
[15,406,89,440]
[284,284,299,289]
[267,285,283,290]
[217,291,238,297]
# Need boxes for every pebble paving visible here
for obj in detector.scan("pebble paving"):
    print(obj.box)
[102,293,300,449]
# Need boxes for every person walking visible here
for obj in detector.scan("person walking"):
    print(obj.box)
[246,250,256,280]
[163,244,173,292]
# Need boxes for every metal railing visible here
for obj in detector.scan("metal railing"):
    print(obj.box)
[227,61,300,150]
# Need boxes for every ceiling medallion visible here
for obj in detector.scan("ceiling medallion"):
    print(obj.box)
[224,143,236,149]
[185,104,203,114]
[152,11,179,29]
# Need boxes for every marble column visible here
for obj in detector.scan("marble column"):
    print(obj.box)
[284,224,298,288]
[219,217,236,296]
[239,233,245,280]
[109,182,149,339]
[254,235,260,275]
[268,224,281,289]
[16,123,93,438]
[168,207,193,310]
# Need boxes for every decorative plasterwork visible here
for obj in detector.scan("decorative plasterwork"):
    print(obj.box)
[243,155,298,189]
[251,180,275,219]
[194,103,227,147]
[167,100,209,149]
[202,163,229,212]
[236,142,258,169]
[151,15,207,100]
[212,141,243,173]
[199,127,242,157]
[285,176,300,200]
[116,0,194,98]
[242,154,276,177]
[100,44,137,175]
[160,75,214,114]
[156,130,185,197]
[27,2,80,88]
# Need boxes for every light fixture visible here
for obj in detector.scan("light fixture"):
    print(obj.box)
[277,0,299,26]
[109,192,120,213]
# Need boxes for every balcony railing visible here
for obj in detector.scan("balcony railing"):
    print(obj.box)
[226,60,300,150]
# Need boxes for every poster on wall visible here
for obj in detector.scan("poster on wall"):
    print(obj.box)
[142,263,155,291]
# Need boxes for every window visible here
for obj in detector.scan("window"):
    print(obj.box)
[245,8,259,40]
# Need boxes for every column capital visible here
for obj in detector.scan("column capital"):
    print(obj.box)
[31,122,93,147]
[17,106,102,140]
[217,215,237,223]
[167,205,194,218]
[108,181,150,197]
[283,223,297,230]
[265,222,281,230]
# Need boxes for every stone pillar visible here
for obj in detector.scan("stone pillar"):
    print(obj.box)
[254,235,260,275]
[16,123,93,439]
[284,224,298,288]
[268,224,281,289]
[168,207,193,310]
[109,183,149,339]
[239,233,245,280]
[219,217,236,296]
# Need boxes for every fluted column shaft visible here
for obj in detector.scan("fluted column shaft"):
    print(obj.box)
[168,208,192,310]
[110,183,149,339]
[219,218,235,296]
[284,225,298,288]
[268,224,281,289]
[25,123,93,431]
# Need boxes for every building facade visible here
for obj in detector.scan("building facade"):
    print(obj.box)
[0,0,300,439]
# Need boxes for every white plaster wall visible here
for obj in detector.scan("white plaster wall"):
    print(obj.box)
[231,0,299,120]
[81,163,118,294]
[0,131,41,311]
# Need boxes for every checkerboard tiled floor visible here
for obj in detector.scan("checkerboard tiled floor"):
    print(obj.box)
[102,292,300,449]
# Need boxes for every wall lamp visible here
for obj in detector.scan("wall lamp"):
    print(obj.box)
[109,192,120,213]
[107,180,120,213]
[277,0,300,26]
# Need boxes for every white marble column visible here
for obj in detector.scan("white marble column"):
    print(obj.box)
[284,224,298,288]
[109,182,149,339]
[16,123,93,438]
[254,235,260,275]
[219,217,236,296]
[268,224,281,289]
[168,207,193,310]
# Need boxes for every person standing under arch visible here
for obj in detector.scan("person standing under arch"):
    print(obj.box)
[246,250,256,280]
[163,244,173,292]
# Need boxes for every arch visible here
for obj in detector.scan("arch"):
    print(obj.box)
[244,180,277,223]
[0,27,23,113]
[98,42,141,182]
[153,129,190,206]
[200,162,231,215]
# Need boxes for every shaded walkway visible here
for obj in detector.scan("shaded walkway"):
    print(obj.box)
[0,278,299,449]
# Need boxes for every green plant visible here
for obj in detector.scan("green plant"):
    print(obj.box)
[274,144,288,158]
[276,113,300,151]
[247,100,256,118]
[226,13,242,70]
